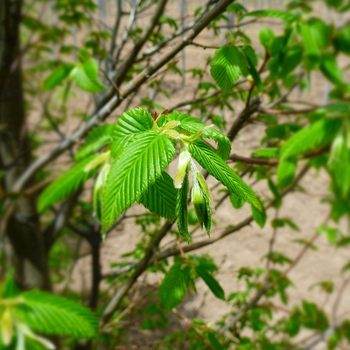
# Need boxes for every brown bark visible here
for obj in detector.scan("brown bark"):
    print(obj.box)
[0,0,51,290]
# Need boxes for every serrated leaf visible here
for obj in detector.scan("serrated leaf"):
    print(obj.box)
[15,291,98,338]
[241,9,297,22]
[111,108,154,158]
[320,54,343,86]
[159,259,190,312]
[75,124,114,160]
[103,132,175,229]
[44,64,74,90]
[299,22,320,68]
[196,266,225,300]
[189,140,262,211]
[170,111,231,160]
[139,171,177,222]
[280,117,342,160]
[277,158,297,189]
[210,46,247,92]
[176,167,191,242]
[70,59,105,93]
[38,154,100,212]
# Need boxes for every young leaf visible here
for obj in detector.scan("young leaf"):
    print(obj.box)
[75,124,114,161]
[170,111,232,160]
[16,290,98,338]
[38,154,100,212]
[103,132,175,229]
[280,117,342,160]
[277,158,297,189]
[334,25,350,55]
[230,192,245,209]
[189,140,262,211]
[320,54,343,86]
[70,59,105,93]
[299,22,320,68]
[44,63,74,90]
[176,167,191,242]
[111,108,154,158]
[196,266,225,300]
[210,46,247,92]
[138,171,177,222]
[159,259,191,312]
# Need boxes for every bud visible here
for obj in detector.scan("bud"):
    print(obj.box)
[1,308,13,346]
[174,149,191,188]
[93,162,111,224]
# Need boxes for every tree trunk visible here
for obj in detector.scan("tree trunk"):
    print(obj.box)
[0,0,51,291]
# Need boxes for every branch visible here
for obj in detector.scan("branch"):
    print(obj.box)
[227,96,261,142]
[11,0,236,194]
[100,221,173,325]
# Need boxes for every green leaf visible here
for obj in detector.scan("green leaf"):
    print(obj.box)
[329,132,350,197]
[196,266,225,300]
[16,290,98,338]
[210,46,247,92]
[251,204,266,228]
[189,140,262,211]
[230,192,245,209]
[320,54,343,86]
[169,111,231,160]
[139,171,177,222]
[281,117,342,160]
[103,132,175,229]
[241,46,262,88]
[44,64,74,90]
[0,274,20,298]
[299,22,320,68]
[38,154,100,212]
[334,25,350,55]
[253,148,279,159]
[280,46,303,77]
[268,179,282,207]
[70,59,105,93]
[259,28,275,48]
[307,18,331,50]
[277,158,297,189]
[111,108,154,158]
[159,258,191,312]
[75,124,114,160]
[176,167,191,242]
[241,9,297,23]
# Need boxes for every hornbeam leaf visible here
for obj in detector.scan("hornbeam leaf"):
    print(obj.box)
[189,140,262,211]
[280,117,342,160]
[139,171,177,222]
[210,46,247,92]
[75,124,114,160]
[159,258,191,312]
[111,108,154,158]
[38,154,100,212]
[196,266,225,300]
[103,132,175,228]
[15,291,98,339]
[44,63,74,90]
[70,60,105,93]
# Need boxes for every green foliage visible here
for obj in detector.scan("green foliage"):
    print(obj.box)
[189,140,262,211]
[38,154,101,212]
[75,124,114,160]
[0,277,97,349]
[159,258,191,312]
[103,131,175,229]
